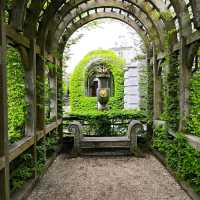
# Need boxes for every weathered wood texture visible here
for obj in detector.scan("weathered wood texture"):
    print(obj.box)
[153,48,162,120]
[191,0,200,29]
[49,65,58,120]
[179,37,192,132]
[5,24,54,63]
[36,53,45,131]
[0,119,62,171]
[0,0,10,199]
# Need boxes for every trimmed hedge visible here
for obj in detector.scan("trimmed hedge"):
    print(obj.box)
[69,50,125,112]
[67,109,146,136]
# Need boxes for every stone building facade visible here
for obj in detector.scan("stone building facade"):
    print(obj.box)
[112,47,140,109]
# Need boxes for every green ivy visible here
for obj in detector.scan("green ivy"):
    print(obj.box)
[161,53,180,130]
[67,109,146,136]
[187,70,200,136]
[10,132,58,193]
[7,47,26,143]
[153,127,200,194]
[69,50,125,112]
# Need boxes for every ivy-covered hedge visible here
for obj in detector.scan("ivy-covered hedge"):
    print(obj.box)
[187,70,200,136]
[7,47,26,143]
[69,109,146,121]
[161,53,180,130]
[69,50,125,112]
[153,126,200,194]
[65,109,146,136]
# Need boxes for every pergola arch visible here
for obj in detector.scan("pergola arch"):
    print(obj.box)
[2,1,200,199]
[57,12,151,54]
[44,0,167,52]
[46,1,164,53]
[8,1,190,45]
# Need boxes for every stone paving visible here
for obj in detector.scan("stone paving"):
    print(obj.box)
[27,154,191,200]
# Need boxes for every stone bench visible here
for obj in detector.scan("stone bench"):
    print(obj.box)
[68,120,145,156]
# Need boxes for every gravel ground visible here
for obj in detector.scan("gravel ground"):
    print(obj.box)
[27,154,191,200]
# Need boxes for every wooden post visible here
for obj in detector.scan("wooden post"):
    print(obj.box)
[146,48,154,139]
[26,39,37,177]
[49,61,57,121]
[179,37,192,132]
[36,53,45,130]
[0,0,10,199]
[25,39,37,137]
[167,50,179,130]
[57,59,63,142]
[147,48,153,123]
[36,51,46,165]
[153,48,162,120]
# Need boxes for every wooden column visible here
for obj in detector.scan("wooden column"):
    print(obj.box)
[179,37,192,132]
[167,50,179,130]
[25,39,37,178]
[57,59,63,141]
[36,53,45,130]
[146,48,153,123]
[146,48,154,138]
[25,39,37,137]
[153,48,162,120]
[0,0,10,199]
[49,61,57,121]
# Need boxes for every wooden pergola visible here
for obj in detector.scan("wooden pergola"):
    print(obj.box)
[1,0,200,199]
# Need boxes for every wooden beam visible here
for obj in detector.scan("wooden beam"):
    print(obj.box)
[5,24,30,48]
[5,24,54,63]
[190,0,200,29]
[8,120,62,163]
[9,136,34,162]
[0,0,10,199]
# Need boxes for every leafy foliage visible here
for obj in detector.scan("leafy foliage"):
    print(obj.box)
[187,70,200,136]
[153,127,200,194]
[7,47,26,143]
[10,133,58,193]
[69,50,125,112]
[67,109,146,136]
[161,53,180,130]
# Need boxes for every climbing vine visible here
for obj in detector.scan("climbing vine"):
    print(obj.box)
[187,69,200,136]
[161,52,180,130]
[7,46,27,143]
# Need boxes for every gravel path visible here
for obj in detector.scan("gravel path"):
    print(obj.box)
[27,154,191,200]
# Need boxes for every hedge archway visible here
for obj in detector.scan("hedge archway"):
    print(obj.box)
[69,50,125,112]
